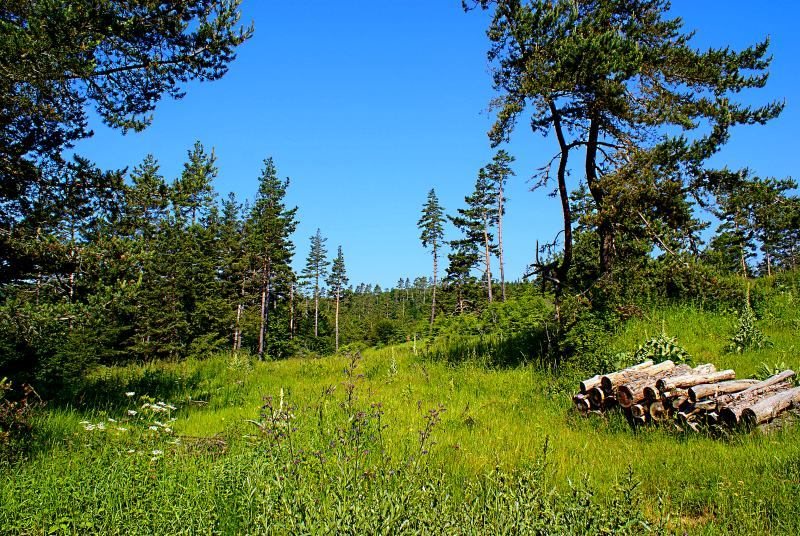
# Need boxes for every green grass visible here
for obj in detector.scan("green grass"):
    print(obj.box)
[3,290,800,534]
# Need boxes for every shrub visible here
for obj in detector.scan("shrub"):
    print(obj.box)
[0,378,43,463]
[726,304,772,354]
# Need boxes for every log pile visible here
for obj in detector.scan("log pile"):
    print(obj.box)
[573,361,799,432]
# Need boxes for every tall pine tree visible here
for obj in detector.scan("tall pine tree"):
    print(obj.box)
[417,189,445,329]
[247,158,298,360]
[326,246,349,352]
[301,229,329,338]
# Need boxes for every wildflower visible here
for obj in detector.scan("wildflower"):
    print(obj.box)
[127,410,137,416]
[127,449,136,454]
[108,418,117,423]
[152,450,163,456]
[153,420,165,427]
[116,427,128,432]
[149,426,159,431]
[96,422,106,431]
[163,427,172,433]
[125,392,135,397]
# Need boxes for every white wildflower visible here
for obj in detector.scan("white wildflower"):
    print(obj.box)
[107,418,117,423]
[116,427,128,432]
[152,449,163,456]
[148,426,159,431]
[127,410,137,416]
[125,392,135,397]
[127,449,136,454]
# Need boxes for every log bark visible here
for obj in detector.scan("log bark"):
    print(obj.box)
[719,382,793,426]
[657,369,734,392]
[688,379,760,403]
[600,360,655,393]
[580,375,603,393]
[617,362,685,408]
[741,386,800,427]
[716,370,795,407]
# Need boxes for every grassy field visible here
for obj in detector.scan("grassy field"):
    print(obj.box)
[2,289,800,534]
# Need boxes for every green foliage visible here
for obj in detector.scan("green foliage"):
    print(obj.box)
[0,379,43,464]
[634,329,693,365]
[425,291,551,366]
[726,305,772,354]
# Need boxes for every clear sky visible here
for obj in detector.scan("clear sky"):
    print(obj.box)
[75,1,800,288]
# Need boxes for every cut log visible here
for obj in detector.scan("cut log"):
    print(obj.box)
[572,393,590,414]
[599,360,655,393]
[719,382,792,427]
[657,369,734,392]
[631,403,649,419]
[604,395,618,411]
[579,374,603,393]
[645,365,715,400]
[716,370,796,407]
[649,400,670,422]
[616,362,685,408]
[669,395,688,410]
[741,387,800,427]
[688,379,760,403]
[693,399,717,411]
[587,387,605,408]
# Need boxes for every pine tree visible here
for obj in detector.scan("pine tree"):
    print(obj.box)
[326,246,349,352]
[469,0,784,301]
[417,189,445,329]
[451,171,498,304]
[301,229,329,338]
[485,150,515,301]
[247,158,298,360]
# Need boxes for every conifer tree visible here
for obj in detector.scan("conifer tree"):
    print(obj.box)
[247,158,298,360]
[468,0,784,302]
[301,229,329,338]
[326,246,349,352]
[485,150,515,301]
[173,141,218,226]
[451,171,498,303]
[417,189,445,328]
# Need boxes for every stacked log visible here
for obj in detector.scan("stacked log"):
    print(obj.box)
[573,363,799,433]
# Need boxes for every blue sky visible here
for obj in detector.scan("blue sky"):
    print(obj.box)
[75,1,800,288]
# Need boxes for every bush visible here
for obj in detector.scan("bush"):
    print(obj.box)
[0,378,43,464]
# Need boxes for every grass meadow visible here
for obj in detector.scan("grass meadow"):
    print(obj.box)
[2,290,800,534]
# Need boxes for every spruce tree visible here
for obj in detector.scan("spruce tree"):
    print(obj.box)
[173,141,218,226]
[326,246,349,352]
[301,229,330,338]
[417,189,445,329]
[247,158,298,360]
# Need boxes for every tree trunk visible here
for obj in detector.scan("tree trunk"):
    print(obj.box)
[334,290,340,352]
[314,272,320,338]
[289,281,295,339]
[258,264,267,360]
[657,369,735,392]
[549,102,572,304]
[579,374,603,393]
[617,363,690,408]
[719,381,793,426]
[688,379,759,403]
[482,215,493,304]
[716,370,795,407]
[497,180,506,301]
[600,360,656,393]
[741,386,800,427]
[430,241,438,330]
[233,303,242,351]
